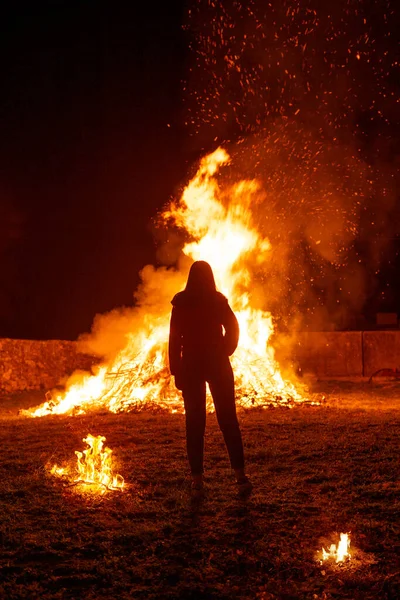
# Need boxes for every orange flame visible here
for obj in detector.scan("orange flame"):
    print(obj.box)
[321,533,351,563]
[24,148,312,418]
[50,434,124,491]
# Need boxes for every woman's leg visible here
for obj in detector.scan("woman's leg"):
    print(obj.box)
[182,376,207,476]
[208,359,245,471]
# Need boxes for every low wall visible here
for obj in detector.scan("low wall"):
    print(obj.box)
[1,332,400,393]
[295,332,363,378]
[363,331,400,377]
[295,331,400,378]
[0,339,96,393]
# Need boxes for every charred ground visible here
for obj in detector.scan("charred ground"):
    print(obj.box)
[0,382,399,600]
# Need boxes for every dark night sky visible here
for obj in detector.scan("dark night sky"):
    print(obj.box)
[0,1,190,340]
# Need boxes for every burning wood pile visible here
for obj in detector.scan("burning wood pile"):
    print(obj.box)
[23,149,318,419]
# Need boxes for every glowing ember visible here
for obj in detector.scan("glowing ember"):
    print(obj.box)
[51,434,124,491]
[24,148,313,418]
[321,533,351,563]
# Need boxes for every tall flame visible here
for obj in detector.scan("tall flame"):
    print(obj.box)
[25,148,309,418]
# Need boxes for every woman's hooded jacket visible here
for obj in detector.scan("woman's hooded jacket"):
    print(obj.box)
[168,261,239,376]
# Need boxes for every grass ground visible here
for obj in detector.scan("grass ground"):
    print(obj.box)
[0,381,400,599]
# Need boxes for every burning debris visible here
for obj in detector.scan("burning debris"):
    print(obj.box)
[23,148,315,418]
[321,533,351,564]
[50,434,124,492]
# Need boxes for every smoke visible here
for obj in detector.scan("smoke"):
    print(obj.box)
[78,263,188,360]
[215,123,376,330]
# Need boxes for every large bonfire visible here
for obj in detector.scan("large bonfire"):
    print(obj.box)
[25,148,310,418]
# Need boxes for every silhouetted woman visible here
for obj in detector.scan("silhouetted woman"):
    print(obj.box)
[169,260,251,496]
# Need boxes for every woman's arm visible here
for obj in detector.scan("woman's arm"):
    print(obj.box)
[221,300,239,356]
[168,306,183,375]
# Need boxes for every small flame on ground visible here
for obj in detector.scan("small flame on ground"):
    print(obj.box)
[50,434,124,492]
[321,533,351,563]
[50,465,66,477]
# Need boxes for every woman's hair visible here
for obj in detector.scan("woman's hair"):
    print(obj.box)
[185,261,217,295]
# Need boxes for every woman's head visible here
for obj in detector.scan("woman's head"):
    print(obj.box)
[185,261,217,296]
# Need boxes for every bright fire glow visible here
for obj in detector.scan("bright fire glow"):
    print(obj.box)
[50,434,124,491]
[321,533,351,563]
[24,148,312,418]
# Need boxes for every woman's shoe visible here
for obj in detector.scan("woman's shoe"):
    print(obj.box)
[190,480,205,500]
[237,476,253,497]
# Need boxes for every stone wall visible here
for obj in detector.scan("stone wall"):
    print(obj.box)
[295,332,363,378]
[295,331,400,378]
[0,339,96,393]
[362,331,400,377]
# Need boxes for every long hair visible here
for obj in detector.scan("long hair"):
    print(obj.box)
[185,261,217,297]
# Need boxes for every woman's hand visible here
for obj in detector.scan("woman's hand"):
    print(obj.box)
[174,372,184,391]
